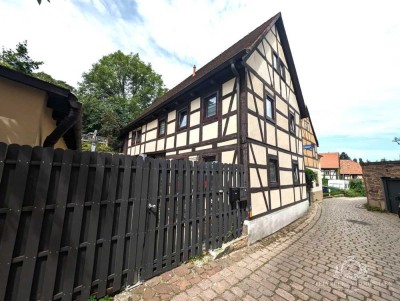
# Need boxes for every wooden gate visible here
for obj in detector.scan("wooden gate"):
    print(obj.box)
[0,143,247,301]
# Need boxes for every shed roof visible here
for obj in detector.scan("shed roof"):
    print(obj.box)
[320,152,340,169]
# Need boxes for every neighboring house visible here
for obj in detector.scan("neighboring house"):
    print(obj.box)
[320,152,340,180]
[362,161,400,214]
[0,65,81,149]
[120,13,310,243]
[340,159,362,180]
[301,110,322,201]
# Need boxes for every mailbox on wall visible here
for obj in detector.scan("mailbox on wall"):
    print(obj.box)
[229,187,247,203]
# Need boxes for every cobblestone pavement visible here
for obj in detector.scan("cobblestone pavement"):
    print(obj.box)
[116,198,400,301]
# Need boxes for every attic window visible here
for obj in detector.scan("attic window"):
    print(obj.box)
[279,63,286,80]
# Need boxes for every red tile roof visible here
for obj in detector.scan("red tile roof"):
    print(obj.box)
[320,152,340,169]
[340,160,362,175]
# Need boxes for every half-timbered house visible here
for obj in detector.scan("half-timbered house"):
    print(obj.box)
[120,13,311,243]
[301,110,323,201]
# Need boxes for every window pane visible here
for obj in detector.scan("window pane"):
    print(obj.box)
[293,164,299,183]
[273,53,278,69]
[266,97,273,119]
[269,160,277,183]
[290,114,295,132]
[179,111,187,128]
[159,120,166,135]
[205,95,217,118]
[279,63,285,79]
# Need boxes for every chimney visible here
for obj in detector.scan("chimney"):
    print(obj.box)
[192,65,196,77]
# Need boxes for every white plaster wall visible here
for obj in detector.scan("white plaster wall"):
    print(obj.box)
[246,200,309,244]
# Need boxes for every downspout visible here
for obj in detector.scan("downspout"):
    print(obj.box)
[230,60,241,165]
[43,94,82,149]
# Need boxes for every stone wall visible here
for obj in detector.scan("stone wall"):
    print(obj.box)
[362,161,400,209]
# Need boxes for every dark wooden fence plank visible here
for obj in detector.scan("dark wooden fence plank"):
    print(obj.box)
[61,152,91,301]
[113,155,133,291]
[127,156,143,285]
[182,160,191,262]
[81,153,106,300]
[174,160,184,267]
[222,164,230,242]
[0,142,7,183]
[204,163,211,251]
[211,162,218,249]
[155,159,167,274]
[41,149,74,301]
[217,163,223,247]
[135,158,151,281]
[165,160,177,270]
[198,162,205,253]
[142,158,159,279]
[0,145,33,301]
[191,161,198,257]
[17,147,54,301]
[97,154,120,295]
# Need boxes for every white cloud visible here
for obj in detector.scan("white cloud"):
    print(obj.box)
[1,0,399,160]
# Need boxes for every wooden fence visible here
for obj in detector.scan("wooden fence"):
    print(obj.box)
[0,143,247,301]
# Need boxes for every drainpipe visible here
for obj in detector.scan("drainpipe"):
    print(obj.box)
[230,60,241,165]
[43,94,82,149]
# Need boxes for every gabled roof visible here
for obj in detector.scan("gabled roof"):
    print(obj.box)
[340,160,362,175]
[121,12,308,136]
[320,152,340,169]
[0,65,82,149]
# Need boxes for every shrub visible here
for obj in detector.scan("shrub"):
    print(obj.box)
[349,179,366,196]
[322,177,328,186]
[305,168,318,192]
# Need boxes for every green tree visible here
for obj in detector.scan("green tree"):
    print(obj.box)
[78,51,167,150]
[353,158,358,163]
[339,152,350,160]
[305,168,318,192]
[393,137,400,145]
[359,158,364,164]
[0,41,43,73]
[33,71,75,91]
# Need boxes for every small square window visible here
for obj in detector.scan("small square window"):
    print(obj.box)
[204,94,217,119]
[266,95,274,120]
[268,156,279,187]
[289,112,295,134]
[304,121,309,131]
[177,109,188,129]
[136,130,141,144]
[293,162,300,185]
[158,119,166,137]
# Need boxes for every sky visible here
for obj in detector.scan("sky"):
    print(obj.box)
[1,0,399,161]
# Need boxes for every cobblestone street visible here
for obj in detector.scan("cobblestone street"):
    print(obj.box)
[117,198,400,301]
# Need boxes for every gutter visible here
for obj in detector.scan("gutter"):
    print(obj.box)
[43,94,82,149]
[230,60,241,165]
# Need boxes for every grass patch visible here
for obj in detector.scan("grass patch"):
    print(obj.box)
[188,253,207,264]
[363,203,387,212]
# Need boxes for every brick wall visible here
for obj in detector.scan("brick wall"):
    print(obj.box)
[362,161,400,209]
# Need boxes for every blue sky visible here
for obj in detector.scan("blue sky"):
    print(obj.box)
[1,0,399,161]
